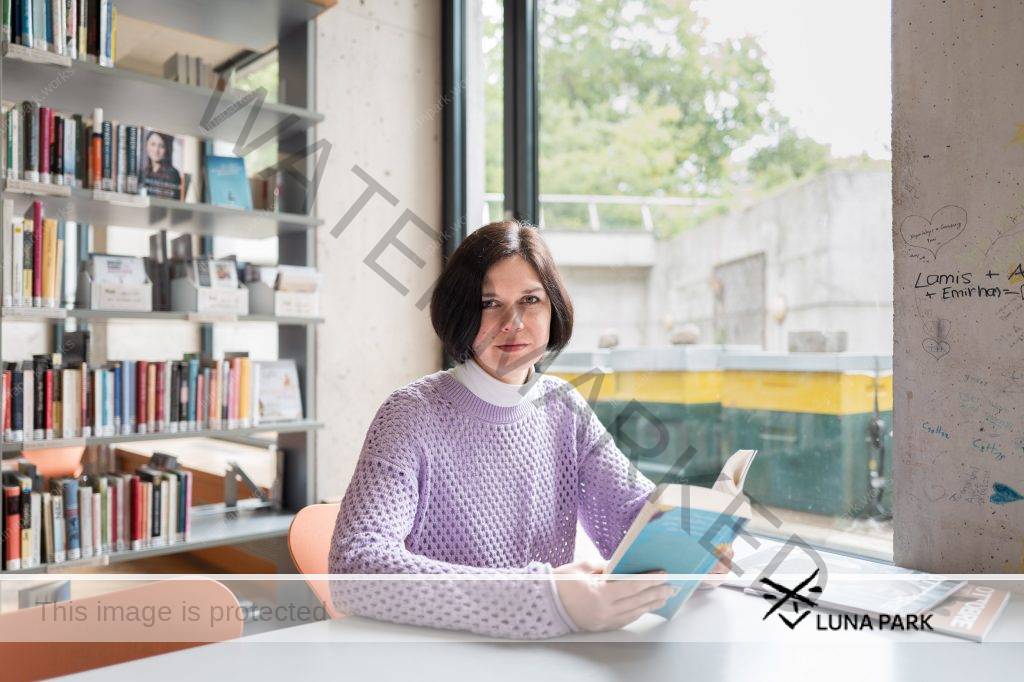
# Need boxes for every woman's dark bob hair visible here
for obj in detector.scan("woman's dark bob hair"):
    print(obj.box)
[430,220,574,365]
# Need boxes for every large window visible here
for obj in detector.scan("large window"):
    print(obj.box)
[459,0,894,559]
[466,0,505,231]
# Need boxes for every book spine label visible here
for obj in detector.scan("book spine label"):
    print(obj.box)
[44,369,53,439]
[12,218,23,306]
[54,222,64,309]
[31,202,42,306]
[43,218,57,307]
[155,362,165,432]
[66,0,76,56]
[63,118,75,185]
[88,0,99,60]
[39,107,51,183]
[52,115,64,184]
[4,486,21,569]
[62,479,80,559]
[32,363,44,439]
[130,476,141,550]
[2,371,10,440]
[78,0,88,60]
[3,207,12,307]
[136,360,147,434]
[32,0,45,47]
[52,492,65,563]
[78,487,90,556]
[23,102,39,182]
[169,362,179,433]
[10,108,21,180]
[19,0,32,47]
[101,120,112,189]
[11,370,23,440]
[116,124,126,192]
[125,125,138,193]
[149,478,161,541]
[146,363,155,431]
[73,115,86,187]
[53,366,63,436]
[22,370,33,442]
[92,488,101,553]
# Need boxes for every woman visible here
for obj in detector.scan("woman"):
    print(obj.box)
[328,220,731,639]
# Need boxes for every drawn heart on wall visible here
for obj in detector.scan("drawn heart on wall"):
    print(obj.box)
[900,205,968,259]
[922,338,950,360]
[990,482,1024,505]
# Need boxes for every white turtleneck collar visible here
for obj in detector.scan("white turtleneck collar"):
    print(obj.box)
[447,356,543,407]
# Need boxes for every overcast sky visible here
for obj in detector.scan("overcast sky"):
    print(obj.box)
[694,0,892,159]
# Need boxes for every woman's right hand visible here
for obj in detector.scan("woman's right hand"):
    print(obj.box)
[553,559,676,632]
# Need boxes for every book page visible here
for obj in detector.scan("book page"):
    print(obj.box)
[713,449,757,494]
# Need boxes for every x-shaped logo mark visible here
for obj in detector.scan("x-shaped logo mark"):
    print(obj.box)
[759,568,823,629]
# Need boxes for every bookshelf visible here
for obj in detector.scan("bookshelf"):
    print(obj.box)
[1,41,324,143]
[3,307,325,325]
[3,184,322,238]
[0,1,333,570]
[2,420,324,454]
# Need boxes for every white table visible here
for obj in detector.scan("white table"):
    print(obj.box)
[63,582,1024,681]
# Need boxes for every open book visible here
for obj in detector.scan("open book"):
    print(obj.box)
[604,449,758,619]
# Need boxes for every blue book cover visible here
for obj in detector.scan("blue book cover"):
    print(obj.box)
[44,0,52,46]
[19,0,32,47]
[607,449,758,619]
[126,360,135,432]
[100,369,108,433]
[120,360,130,433]
[113,364,121,431]
[187,358,198,427]
[205,156,252,210]
[104,0,112,65]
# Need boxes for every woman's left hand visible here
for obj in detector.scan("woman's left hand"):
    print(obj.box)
[698,543,735,590]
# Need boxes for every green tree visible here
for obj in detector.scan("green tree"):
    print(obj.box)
[747,123,832,190]
[484,0,777,198]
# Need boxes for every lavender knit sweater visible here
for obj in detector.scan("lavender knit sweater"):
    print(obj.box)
[328,369,656,639]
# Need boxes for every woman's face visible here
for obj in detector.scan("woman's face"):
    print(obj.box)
[472,255,551,385]
[146,134,166,163]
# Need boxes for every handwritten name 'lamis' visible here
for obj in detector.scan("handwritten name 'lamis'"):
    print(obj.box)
[914,272,973,288]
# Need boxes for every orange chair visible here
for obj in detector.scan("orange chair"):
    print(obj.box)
[21,445,85,479]
[287,502,343,619]
[0,578,244,681]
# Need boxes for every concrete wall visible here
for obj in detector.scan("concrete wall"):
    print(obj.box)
[558,265,651,350]
[648,169,892,354]
[314,1,444,501]
[892,1,1024,573]
[554,169,893,355]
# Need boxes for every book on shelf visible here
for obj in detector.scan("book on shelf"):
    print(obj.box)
[204,155,252,210]
[250,170,284,212]
[1,352,277,444]
[0,457,193,570]
[1,199,84,309]
[2,1,116,65]
[163,51,227,90]
[138,127,184,200]
[2,102,177,203]
[604,448,758,620]
[254,360,303,424]
[115,438,278,506]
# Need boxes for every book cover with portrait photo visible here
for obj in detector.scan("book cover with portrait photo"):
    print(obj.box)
[138,128,185,200]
